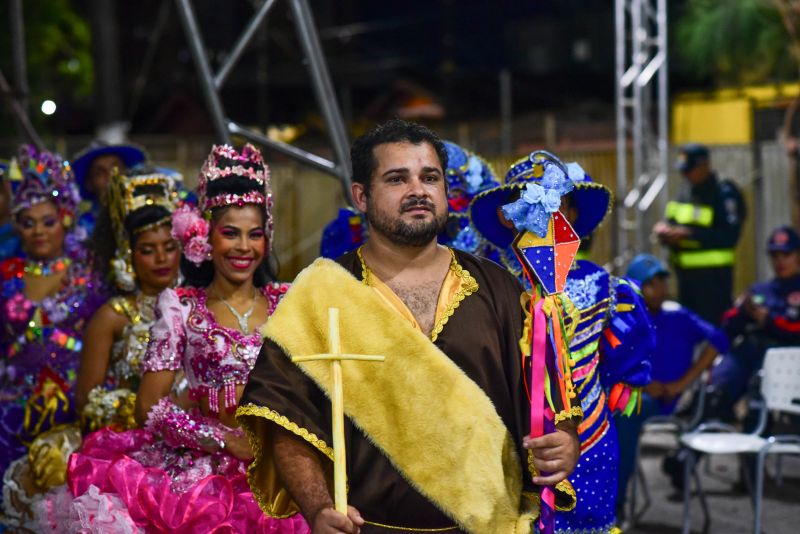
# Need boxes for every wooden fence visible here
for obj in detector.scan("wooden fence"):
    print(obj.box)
[2,136,790,296]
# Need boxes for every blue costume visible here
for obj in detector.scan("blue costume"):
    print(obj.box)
[0,162,21,261]
[71,143,147,237]
[471,157,653,533]
[320,207,367,259]
[0,222,20,261]
[615,297,728,511]
[712,272,800,409]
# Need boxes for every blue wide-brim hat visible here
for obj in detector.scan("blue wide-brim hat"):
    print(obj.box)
[71,143,147,198]
[470,154,613,249]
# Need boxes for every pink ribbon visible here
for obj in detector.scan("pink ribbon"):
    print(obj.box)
[530,298,546,439]
[530,298,555,534]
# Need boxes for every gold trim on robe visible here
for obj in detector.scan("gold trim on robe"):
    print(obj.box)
[238,258,544,533]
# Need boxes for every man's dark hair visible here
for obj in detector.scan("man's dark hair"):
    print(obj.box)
[350,118,448,195]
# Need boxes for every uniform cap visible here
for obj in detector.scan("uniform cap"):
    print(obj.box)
[676,143,710,173]
[767,225,800,253]
[626,253,670,284]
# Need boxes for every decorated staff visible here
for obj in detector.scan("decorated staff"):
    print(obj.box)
[501,151,580,534]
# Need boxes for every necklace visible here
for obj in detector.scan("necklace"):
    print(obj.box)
[24,257,72,277]
[136,293,159,324]
[215,287,257,334]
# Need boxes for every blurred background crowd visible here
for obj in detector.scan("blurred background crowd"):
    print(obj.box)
[1,1,800,533]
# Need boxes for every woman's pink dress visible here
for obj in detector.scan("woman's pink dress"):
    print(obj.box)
[47,285,309,534]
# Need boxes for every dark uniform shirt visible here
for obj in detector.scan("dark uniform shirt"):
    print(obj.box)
[665,173,746,325]
[723,274,800,348]
[711,274,800,403]
[667,173,745,258]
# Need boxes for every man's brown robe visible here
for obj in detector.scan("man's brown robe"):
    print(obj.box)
[237,249,576,533]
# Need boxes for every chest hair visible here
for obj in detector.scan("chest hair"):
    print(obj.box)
[387,279,443,336]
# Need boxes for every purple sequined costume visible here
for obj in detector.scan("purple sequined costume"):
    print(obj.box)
[60,285,310,534]
[0,255,106,491]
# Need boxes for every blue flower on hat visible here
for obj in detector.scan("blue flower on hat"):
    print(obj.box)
[566,162,586,183]
[500,162,574,237]
[464,156,485,194]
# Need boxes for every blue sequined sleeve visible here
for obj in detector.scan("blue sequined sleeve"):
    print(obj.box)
[599,277,654,389]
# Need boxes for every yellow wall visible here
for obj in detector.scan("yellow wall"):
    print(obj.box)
[671,82,800,145]
[671,98,752,145]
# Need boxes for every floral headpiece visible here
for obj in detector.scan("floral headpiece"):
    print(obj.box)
[175,144,272,266]
[501,151,574,238]
[11,145,81,217]
[107,169,180,291]
[438,141,500,258]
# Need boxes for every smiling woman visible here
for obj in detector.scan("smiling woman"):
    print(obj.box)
[2,168,183,529]
[0,145,105,521]
[52,144,307,533]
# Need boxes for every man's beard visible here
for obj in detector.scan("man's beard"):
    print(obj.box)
[366,197,447,247]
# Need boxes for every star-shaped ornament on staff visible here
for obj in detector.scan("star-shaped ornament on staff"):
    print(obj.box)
[291,308,385,514]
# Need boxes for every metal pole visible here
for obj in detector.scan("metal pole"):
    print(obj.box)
[288,0,353,204]
[656,0,669,249]
[631,0,644,254]
[0,69,44,148]
[615,0,628,263]
[499,69,512,154]
[9,0,28,113]
[214,0,279,90]
[174,0,232,144]
[89,0,125,132]
[229,120,338,175]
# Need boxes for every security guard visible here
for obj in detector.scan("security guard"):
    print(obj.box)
[708,225,800,418]
[654,143,746,325]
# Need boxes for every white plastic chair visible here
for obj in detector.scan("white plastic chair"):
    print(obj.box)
[627,374,707,525]
[679,347,800,534]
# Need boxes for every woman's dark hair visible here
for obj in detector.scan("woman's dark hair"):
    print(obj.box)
[180,174,277,288]
[92,169,175,287]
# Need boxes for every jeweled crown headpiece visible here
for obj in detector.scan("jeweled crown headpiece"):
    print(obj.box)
[197,143,273,245]
[107,169,180,291]
[11,145,80,215]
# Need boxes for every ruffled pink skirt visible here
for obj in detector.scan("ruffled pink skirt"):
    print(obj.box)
[63,428,309,534]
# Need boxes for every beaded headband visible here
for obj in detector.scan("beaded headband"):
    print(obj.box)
[11,145,81,216]
[197,143,273,250]
[106,169,179,291]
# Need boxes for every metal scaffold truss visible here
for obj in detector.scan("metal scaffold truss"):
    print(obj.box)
[175,0,353,203]
[614,0,668,266]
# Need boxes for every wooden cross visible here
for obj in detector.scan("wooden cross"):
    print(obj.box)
[291,307,385,514]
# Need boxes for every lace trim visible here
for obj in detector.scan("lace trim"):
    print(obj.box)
[236,403,333,460]
[357,246,370,285]
[362,521,459,532]
[357,247,479,342]
[554,479,577,512]
[554,405,583,425]
[430,250,478,343]
[237,403,333,519]
[526,450,578,512]
[576,304,611,326]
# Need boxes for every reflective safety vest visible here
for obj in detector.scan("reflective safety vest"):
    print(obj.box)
[665,201,735,269]
[671,248,735,268]
[665,201,713,227]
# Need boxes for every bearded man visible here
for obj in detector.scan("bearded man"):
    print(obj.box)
[237,119,581,534]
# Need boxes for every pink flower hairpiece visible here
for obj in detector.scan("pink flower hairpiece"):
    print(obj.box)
[171,205,212,266]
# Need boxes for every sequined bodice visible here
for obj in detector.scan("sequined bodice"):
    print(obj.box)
[142,284,289,412]
[0,255,104,385]
[107,294,158,390]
